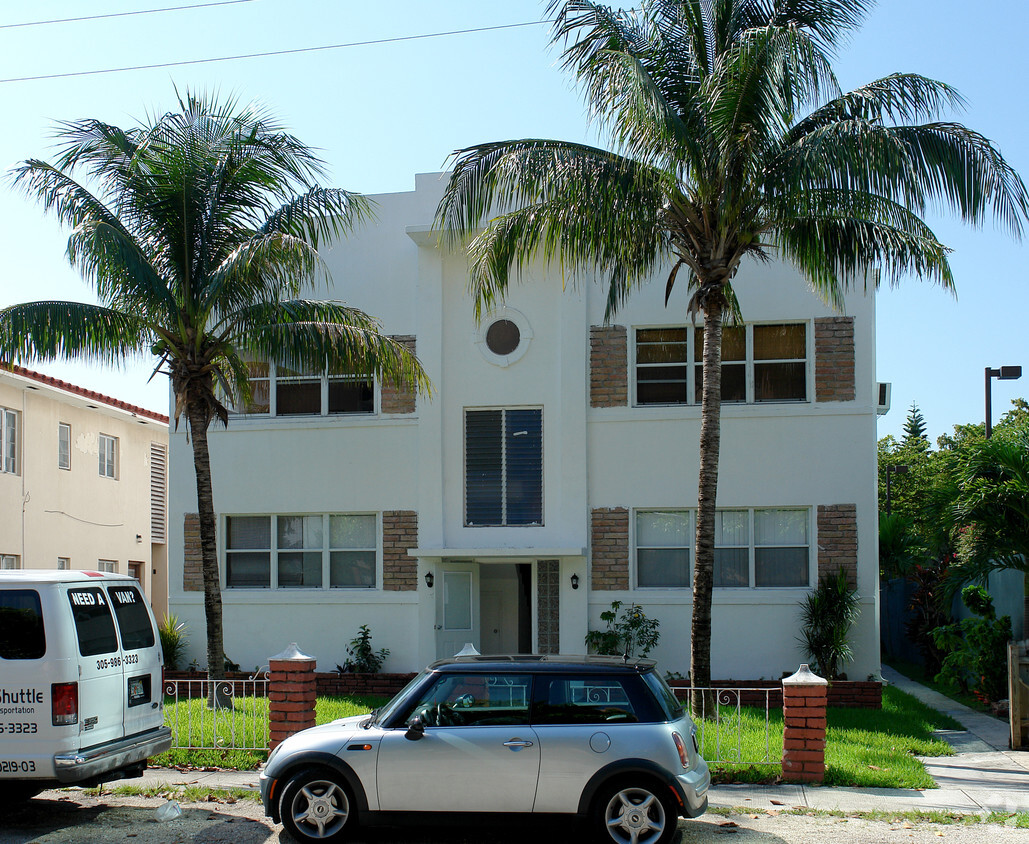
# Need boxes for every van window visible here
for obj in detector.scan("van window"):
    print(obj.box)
[108,585,155,650]
[68,588,119,656]
[0,590,46,659]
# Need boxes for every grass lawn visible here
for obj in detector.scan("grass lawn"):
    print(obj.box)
[707,685,961,789]
[155,686,959,789]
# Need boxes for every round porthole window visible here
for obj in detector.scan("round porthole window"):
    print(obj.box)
[485,319,521,356]
[476,308,532,367]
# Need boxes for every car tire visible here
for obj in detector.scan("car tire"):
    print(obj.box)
[593,778,678,844]
[278,767,356,843]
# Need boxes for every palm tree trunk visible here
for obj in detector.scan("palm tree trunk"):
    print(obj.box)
[186,403,225,682]
[692,302,723,713]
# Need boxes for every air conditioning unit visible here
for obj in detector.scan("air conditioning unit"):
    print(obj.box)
[876,382,891,416]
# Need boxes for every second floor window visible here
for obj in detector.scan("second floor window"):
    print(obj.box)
[99,434,118,479]
[2,408,17,475]
[235,361,373,417]
[635,322,808,406]
[465,408,543,527]
[59,423,71,470]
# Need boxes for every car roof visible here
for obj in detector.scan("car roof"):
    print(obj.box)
[0,570,137,585]
[427,654,656,674]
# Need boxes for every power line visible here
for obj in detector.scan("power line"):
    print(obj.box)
[0,20,544,85]
[0,0,258,30]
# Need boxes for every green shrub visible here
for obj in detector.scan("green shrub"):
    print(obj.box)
[932,585,1011,702]
[337,624,390,673]
[798,568,861,680]
[158,614,188,671]
[585,601,660,658]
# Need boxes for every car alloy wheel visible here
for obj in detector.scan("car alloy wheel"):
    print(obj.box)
[597,782,675,844]
[280,769,354,842]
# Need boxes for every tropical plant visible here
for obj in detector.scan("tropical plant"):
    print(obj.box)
[902,403,929,451]
[798,568,861,680]
[338,624,391,674]
[436,0,1028,703]
[932,585,1011,703]
[585,600,661,658]
[1,90,429,679]
[158,613,188,671]
[878,512,920,579]
[904,561,951,675]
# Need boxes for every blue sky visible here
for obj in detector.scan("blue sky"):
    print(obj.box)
[1,0,1025,442]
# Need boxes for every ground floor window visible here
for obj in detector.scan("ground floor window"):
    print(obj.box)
[224,513,377,589]
[98,559,118,573]
[1,555,21,570]
[633,507,810,589]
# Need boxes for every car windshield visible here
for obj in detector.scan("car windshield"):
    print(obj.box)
[365,671,429,727]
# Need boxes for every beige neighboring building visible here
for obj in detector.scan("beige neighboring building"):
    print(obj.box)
[0,364,170,616]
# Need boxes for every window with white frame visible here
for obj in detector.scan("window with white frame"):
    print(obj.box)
[234,361,373,417]
[58,423,71,470]
[98,559,117,573]
[465,408,543,526]
[634,322,807,406]
[98,434,117,478]
[633,507,811,588]
[57,557,71,570]
[635,510,691,588]
[1,408,18,475]
[1,555,20,570]
[224,513,377,589]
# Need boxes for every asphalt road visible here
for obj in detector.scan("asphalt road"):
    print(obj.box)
[0,790,1026,844]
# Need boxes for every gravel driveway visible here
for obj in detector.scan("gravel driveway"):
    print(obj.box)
[1,790,1027,844]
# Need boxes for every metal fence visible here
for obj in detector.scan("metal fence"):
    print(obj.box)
[163,669,270,751]
[682,687,777,765]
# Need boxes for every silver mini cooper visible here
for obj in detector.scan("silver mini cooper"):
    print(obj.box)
[261,654,710,843]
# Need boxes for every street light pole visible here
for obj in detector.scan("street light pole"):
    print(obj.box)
[985,365,1023,438]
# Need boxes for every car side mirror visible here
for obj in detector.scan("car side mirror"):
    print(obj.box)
[404,715,426,741]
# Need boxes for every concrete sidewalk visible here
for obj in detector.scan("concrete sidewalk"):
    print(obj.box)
[139,668,1029,814]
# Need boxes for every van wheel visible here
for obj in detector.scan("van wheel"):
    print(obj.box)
[279,768,355,842]
[593,779,677,844]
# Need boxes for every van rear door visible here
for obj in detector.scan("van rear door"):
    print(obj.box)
[105,583,163,739]
[66,585,125,749]
[0,587,49,780]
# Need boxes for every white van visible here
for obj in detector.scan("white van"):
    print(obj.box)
[0,570,172,802]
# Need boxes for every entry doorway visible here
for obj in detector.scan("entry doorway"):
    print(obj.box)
[479,563,532,655]
[435,561,533,659]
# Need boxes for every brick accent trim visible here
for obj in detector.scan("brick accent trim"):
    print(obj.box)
[817,504,857,588]
[183,512,202,592]
[591,508,630,590]
[814,317,855,402]
[590,326,628,407]
[380,335,417,414]
[383,510,418,591]
[537,560,560,654]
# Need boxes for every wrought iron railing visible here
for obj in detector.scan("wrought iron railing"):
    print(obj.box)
[681,687,776,764]
[163,668,270,751]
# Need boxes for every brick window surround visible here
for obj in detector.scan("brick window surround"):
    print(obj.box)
[817,504,857,587]
[183,512,202,591]
[591,507,630,590]
[590,326,628,408]
[380,335,417,414]
[814,317,855,402]
[382,510,418,591]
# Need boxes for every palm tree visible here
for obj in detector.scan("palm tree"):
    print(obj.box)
[436,0,1028,702]
[1,90,429,679]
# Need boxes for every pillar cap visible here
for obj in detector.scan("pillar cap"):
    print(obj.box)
[270,643,315,662]
[782,664,828,686]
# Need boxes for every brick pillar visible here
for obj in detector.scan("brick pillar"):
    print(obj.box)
[268,643,317,750]
[781,664,828,783]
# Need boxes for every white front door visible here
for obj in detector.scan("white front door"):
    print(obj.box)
[435,562,479,659]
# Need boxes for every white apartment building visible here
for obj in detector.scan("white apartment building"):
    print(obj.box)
[168,173,879,680]
[0,365,170,615]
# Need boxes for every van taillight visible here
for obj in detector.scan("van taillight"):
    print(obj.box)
[52,682,78,726]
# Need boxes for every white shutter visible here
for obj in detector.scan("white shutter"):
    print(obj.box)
[150,443,167,544]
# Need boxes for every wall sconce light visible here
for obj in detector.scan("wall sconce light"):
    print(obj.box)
[135,534,142,543]
[570,573,580,590]
[424,570,434,589]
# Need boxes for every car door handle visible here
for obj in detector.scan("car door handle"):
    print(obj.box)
[503,739,534,750]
